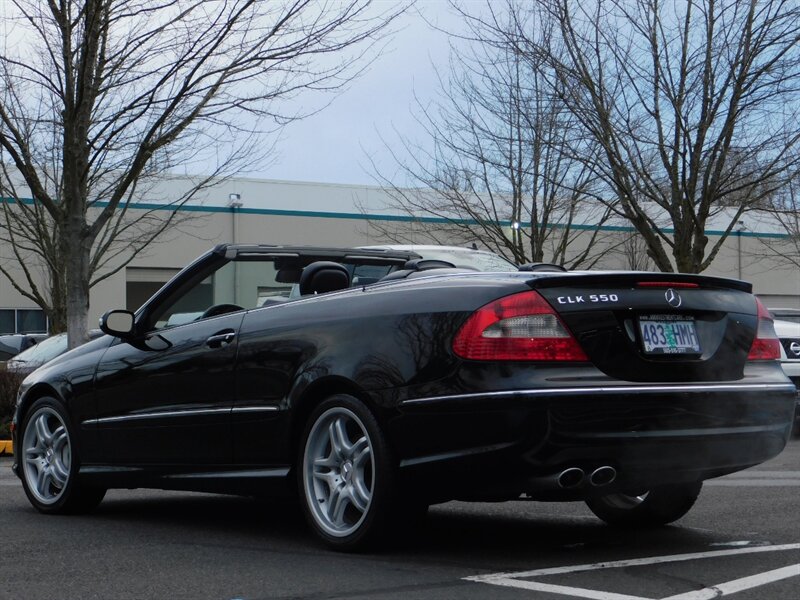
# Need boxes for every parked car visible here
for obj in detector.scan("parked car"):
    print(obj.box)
[769,307,800,324]
[11,244,796,550]
[772,317,800,435]
[0,333,47,362]
[360,244,518,272]
[6,331,103,377]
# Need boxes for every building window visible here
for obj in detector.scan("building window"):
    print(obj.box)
[0,310,14,334]
[126,267,181,311]
[0,308,48,334]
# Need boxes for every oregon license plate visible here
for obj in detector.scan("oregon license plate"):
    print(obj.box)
[638,315,701,355]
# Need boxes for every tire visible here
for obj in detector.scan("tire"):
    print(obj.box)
[19,397,106,514]
[298,394,396,551]
[585,482,702,528]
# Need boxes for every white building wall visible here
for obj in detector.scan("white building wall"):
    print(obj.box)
[1,175,799,333]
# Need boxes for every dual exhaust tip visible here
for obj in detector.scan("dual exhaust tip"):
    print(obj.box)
[557,466,616,489]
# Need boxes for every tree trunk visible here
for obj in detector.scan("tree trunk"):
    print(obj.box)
[62,220,90,349]
[47,265,68,334]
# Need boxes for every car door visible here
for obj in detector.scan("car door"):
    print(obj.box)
[92,311,244,465]
[90,250,297,467]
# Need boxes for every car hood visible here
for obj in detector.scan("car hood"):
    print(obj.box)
[20,334,114,387]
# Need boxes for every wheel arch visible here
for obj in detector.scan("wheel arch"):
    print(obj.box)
[288,376,378,462]
[15,382,64,426]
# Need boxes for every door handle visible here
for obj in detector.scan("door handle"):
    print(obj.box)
[206,330,236,348]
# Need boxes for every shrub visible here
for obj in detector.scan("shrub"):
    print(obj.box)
[0,368,24,439]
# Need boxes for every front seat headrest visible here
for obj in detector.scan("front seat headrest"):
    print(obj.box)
[298,261,350,295]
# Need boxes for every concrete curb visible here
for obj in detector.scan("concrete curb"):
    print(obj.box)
[0,440,12,455]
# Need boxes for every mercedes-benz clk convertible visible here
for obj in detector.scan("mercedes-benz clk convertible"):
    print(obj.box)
[11,244,796,550]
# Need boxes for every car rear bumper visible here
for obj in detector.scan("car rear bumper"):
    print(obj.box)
[777,368,800,435]
[779,364,799,392]
[391,382,797,500]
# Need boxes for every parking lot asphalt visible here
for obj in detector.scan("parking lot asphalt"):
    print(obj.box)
[1,439,798,600]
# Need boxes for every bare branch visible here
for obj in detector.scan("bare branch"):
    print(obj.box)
[366,1,616,267]
[533,0,800,273]
[0,0,405,344]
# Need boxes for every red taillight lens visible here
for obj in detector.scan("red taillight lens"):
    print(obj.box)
[452,290,588,361]
[747,299,780,361]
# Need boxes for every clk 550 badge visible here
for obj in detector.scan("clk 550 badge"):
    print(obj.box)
[557,294,619,304]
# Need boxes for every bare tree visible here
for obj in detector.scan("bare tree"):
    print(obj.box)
[0,0,403,345]
[756,172,800,268]
[618,232,655,271]
[0,170,214,332]
[523,0,800,273]
[367,2,615,268]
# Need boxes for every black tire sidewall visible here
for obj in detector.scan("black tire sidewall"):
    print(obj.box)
[586,482,702,527]
[297,394,395,551]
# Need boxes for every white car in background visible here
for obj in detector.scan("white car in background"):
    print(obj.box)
[770,307,800,324]
[359,244,519,272]
[770,311,800,435]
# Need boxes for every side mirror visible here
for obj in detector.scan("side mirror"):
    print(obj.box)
[99,309,136,338]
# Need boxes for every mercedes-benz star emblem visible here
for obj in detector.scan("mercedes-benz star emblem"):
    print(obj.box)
[665,288,682,308]
[790,341,800,357]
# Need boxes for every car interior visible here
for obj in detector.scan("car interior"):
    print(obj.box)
[149,252,475,331]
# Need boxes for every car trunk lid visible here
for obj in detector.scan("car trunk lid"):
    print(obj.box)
[530,272,759,382]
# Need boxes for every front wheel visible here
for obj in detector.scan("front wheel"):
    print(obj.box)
[298,394,395,551]
[585,482,702,527]
[20,398,106,514]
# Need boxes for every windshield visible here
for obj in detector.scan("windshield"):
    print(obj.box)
[9,334,67,365]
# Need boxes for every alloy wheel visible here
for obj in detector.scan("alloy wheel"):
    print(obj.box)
[302,406,374,537]
[22,406,72,505]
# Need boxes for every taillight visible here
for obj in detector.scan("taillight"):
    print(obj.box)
[747,299,780,361]
[452,290,588,361]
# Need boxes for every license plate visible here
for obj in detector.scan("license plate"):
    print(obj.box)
[638,315,701,355]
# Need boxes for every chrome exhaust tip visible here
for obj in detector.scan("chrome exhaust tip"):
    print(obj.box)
[589,466,617,486]
[557,467,585,489]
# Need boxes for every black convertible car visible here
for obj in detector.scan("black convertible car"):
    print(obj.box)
[11,244,796,550]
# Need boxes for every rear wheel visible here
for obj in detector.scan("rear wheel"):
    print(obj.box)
[20,398,106,514]
[299,394,395,551]
[585,482,702,527]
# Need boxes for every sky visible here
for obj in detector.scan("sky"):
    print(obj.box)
[250,2,456,187]
[0,1,460,189]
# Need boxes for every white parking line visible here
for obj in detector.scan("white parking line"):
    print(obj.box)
[469,578,646,600]
[709,541,764,547]
[465,543,800,600]
[661,564,800,600]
